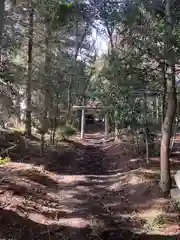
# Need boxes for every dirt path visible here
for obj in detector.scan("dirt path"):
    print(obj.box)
[0,133,179,239]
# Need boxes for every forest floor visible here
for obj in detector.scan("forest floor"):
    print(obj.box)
[0,131,180,239]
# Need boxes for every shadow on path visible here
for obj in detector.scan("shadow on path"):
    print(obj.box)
[3,135,179,239]
[0,208,178,240]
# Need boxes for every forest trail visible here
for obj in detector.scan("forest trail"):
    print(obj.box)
[0,132,179,239]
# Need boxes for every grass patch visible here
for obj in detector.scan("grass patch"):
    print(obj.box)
[145,214,177,231]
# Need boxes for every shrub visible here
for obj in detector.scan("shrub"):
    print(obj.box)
[0,156,10,165]
[56,124,77,139]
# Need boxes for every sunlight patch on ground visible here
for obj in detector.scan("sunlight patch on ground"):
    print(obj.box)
[27,212,48,224]
[85,172,123,179]
[47,191,85,205]
[57,190,79,198]
[56,175,87,184]
[57,217,90,228]
[108,181,123,191]
[129,158,141,163]
[128,174,144,185]
[138,209,163,220]
[140,168,159,174]
[75,185,91,192]
[0,137,179,238]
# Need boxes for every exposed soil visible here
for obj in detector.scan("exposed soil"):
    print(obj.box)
[0,132,179,239]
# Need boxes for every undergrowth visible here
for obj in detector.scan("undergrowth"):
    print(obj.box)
[0,156,10,164]
[145,214,177,231]
[56,124,77,139]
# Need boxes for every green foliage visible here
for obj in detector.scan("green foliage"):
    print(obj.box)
[0,156,10,165]
[35,0,81,30]
[90,0,180,138]
[1,0,180,155]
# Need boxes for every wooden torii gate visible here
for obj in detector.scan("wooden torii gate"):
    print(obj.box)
[72,105,109,140]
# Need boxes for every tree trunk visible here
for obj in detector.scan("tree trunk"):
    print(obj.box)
[107,26,113,55]
[160,84,176,194]
[144,92,149,164]
[52,116,57,145]
[114,108,118,139]
[162,61,167,124]
[16,90,21,124]
[25,0,34,136]
[52,96,59,145]
[104,112,109,140]
[41,24,51,156]
[160,0,177,195]
[40,133,45,157]
[66,2,79,123]
[0,0,5,48]
[67,5,89,123]
[156,97,159,119]
[67,86,72,123]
